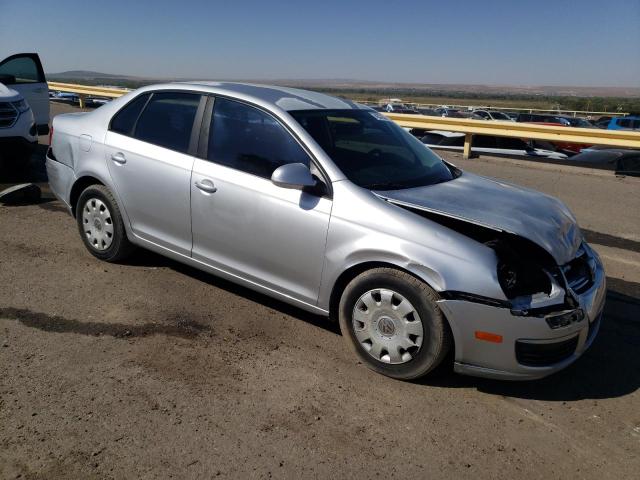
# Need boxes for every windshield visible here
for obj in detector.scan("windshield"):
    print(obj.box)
[490,111,511,120]
[566,118,592,127]
[290,109,455,190]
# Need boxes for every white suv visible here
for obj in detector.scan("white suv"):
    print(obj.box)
[0,53,50,162]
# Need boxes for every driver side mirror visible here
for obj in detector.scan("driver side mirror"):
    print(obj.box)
[271,163,317,190]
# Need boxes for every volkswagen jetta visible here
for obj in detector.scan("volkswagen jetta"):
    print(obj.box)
[46,82,606,380]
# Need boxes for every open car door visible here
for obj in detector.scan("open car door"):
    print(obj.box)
[0,53,50,134]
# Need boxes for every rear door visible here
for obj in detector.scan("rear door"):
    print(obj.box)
[0,53,50,133]
[104,91,204,256]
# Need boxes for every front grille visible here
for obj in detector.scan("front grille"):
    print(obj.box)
[516,335,579,367]
[562,249,593,294]
[0,102,19,128]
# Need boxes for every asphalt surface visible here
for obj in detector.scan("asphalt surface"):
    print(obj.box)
[1,102,639,479]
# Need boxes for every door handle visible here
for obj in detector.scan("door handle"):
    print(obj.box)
[195,180,217,193]
[111,152,126,164]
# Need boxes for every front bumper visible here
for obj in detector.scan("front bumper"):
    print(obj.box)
[0,109,37,144]
[438,249,606,380]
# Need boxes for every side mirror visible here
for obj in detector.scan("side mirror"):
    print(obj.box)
[271,163,317,190]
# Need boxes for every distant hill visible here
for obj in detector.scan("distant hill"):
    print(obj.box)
[47,71,640,98]
[49,70,142,80]
[44,70,640,112]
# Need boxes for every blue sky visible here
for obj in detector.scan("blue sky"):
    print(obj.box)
[1,0,639,86]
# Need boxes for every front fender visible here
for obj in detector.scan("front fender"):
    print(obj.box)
[317,186,507,310]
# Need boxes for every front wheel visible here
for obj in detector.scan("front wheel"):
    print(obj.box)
[76,184,134,262]
[338,268,451,380]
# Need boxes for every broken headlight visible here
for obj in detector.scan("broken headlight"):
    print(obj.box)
[497,261,552,299]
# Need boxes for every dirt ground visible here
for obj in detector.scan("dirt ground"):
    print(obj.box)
[0,102,639,479]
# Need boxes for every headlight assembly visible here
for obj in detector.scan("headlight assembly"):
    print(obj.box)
[11,99,30,113]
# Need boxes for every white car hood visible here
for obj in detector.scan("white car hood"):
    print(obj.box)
[0,82,22,102]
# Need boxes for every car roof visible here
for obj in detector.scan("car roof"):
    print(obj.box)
[176,81,364,112]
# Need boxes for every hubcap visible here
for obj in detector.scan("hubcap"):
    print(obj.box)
[82,197,114,251]
[352,288,424,364]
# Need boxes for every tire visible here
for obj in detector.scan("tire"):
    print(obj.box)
[338,268,451,380]
[76,184,135,262]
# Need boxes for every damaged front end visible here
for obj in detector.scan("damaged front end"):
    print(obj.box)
[382,198,606,380]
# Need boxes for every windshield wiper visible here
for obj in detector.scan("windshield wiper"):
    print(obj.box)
[364,182,411,191]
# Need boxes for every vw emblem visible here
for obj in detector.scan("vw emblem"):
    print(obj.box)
[377,317,396,337]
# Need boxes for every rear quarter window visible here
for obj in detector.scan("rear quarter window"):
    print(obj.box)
[110,93,151,136]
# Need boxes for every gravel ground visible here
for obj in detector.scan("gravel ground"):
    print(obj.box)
[0,102,638,479]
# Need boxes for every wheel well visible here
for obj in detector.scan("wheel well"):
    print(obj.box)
[329,261,456,365]
[69,176,104,217]
[329,261,436,321]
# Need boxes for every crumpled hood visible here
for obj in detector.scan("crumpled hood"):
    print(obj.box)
[0,82,21,101]
[376,172,582,265]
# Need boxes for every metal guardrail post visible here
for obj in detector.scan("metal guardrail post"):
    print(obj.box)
[463,134,473,159]
[78,95,86,109]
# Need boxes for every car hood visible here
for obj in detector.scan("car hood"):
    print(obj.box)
[0,82,21,102]
[376,172,581,265]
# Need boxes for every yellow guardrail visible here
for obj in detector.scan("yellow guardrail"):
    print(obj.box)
[48,81,130,107]
[48,82,640,159]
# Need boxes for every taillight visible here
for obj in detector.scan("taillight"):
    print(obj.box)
[48,126,54,146]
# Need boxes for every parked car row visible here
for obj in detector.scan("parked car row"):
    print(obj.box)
[373,102,637,133]
[416,130,568,160]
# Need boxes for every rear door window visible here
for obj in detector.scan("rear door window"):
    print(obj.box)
[133,92,201,153]
[207,97,310,179]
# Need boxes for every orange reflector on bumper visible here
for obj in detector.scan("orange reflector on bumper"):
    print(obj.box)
[475,331,503,343]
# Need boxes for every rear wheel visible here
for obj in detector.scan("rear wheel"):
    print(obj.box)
[76,185,134,262]
[338,268,451,380]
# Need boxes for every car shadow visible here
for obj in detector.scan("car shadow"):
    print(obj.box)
[124,247,639,400]
[122,248,341,336]
[0,143,48,185]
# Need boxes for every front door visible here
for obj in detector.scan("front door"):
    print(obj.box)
[0,53,50,132]
[191,97,331,306]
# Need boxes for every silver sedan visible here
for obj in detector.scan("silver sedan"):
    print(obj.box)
[46,82,606,381]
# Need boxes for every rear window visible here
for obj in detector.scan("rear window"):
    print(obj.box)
[490,111,511,120]
[133,92,200,153]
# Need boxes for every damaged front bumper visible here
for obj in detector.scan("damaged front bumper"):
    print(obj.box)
[438,247,606,380]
